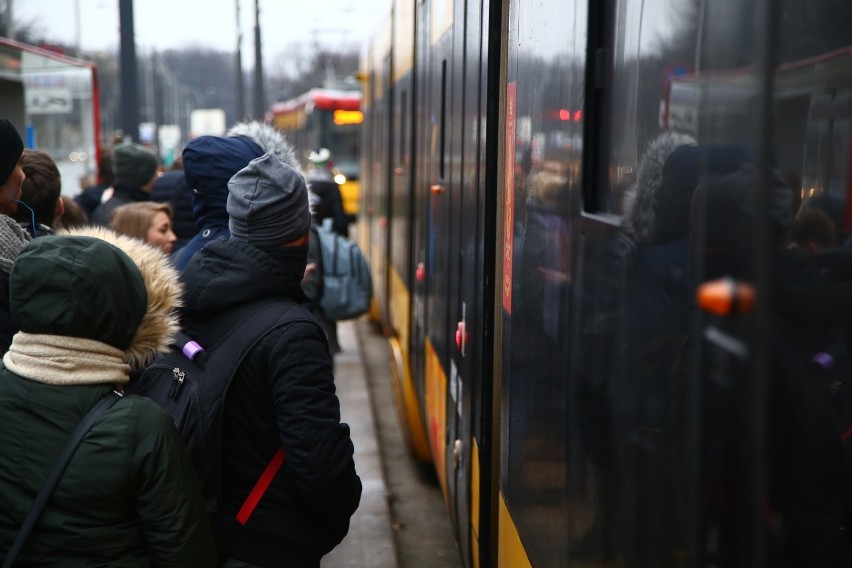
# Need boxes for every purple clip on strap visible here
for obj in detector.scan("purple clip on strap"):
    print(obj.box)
[812,352,834,370]
[182,341,204,361]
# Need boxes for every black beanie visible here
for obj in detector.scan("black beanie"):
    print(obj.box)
[0,118,24,186]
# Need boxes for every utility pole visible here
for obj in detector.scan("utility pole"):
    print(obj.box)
[235,0,245,120]
[252,0,264,119]
[5,0,13,40]
[118,0,139,142]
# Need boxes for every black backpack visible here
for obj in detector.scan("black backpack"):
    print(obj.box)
[126,300,322,519]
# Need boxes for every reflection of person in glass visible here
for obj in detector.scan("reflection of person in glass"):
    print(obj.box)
[524,171,572,341]
[512,169,571,478]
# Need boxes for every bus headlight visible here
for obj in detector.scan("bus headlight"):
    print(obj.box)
[334,173,347,185]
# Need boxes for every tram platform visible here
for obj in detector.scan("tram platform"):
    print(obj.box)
[322,319,461,568]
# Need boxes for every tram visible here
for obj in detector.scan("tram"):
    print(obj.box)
[360,0,852,566]
[267,87,362,220]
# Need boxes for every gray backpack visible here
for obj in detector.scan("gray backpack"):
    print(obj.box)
[313,218,373,320]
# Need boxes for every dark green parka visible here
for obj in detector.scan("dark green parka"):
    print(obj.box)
[0,229,216,566]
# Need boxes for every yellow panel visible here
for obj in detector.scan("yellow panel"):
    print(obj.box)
[471,437,481,568]
[498,494,532,568]
[272,109,306,132]
[425,338,449,502]
[431,0,454,45]
[387,267,431,461]
[339,179,360,217]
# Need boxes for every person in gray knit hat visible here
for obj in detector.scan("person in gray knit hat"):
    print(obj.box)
[226,153,311,248]
[179,152,361,567]
[0,118,31,356]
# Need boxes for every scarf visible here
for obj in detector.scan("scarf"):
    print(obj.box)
[3,332,130,385]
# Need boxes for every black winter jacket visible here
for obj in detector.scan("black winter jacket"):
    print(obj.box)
[180,238,361,567]
[91,185,150,226]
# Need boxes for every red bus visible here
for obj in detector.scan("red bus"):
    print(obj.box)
[267,87,362,219]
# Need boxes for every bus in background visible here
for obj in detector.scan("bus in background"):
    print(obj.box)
[666,46,851,206]
[267,87,362,220]
[0,38,101,196]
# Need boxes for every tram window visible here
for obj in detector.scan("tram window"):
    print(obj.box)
[399,89,408,165]
[440,59,447,179]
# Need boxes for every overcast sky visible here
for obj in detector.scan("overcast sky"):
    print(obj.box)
[16,0,390,67]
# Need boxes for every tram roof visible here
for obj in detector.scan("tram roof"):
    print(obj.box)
[269,87,361,114]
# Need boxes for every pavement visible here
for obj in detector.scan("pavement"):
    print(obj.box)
[322,319,398,567]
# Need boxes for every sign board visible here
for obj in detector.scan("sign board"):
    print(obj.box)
[158,124,182,168]
[190,108,226,138]
[26,86,72,114]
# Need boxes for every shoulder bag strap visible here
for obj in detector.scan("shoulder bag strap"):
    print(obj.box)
[2,390,123,568]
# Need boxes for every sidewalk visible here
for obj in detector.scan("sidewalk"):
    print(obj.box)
[322,319,398,567]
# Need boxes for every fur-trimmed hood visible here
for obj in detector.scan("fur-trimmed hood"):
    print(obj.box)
[226,121,302,174]
[622,132,696,246]
[59,226,183,367]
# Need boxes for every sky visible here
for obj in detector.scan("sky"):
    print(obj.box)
[16,0,391,68]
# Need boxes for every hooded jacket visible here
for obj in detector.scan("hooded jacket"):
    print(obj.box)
[173,135,265,271]
[0,227,215,567]
[174,125,304,272]
[180,237,361,566]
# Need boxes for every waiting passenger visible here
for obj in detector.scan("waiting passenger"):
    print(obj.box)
[0,118,31,356]
[302,147,352,355]
[306,147,349,237]
[73,149,114,219]
[172,135,264,270]
[111,201,178,254]
[686,164,852,566]
[173,121,300,271]
[91,143,159,226]
[789,206,837,258]
[180,153,362,567]
[0,228,215,566]
[16,149,63,237]
[149,162,195,253]
[57,195,89,229]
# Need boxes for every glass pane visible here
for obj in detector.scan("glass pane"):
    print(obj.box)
[503,0,586,565]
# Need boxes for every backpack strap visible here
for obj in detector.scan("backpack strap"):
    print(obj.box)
[235,446,286,525]
[186,300,324,527]
[2,390,123,568]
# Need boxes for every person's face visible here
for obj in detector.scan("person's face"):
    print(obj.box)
[0,155,25,216]
[146,211,177,254]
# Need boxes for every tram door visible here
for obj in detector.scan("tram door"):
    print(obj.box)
[448,0,491,563]
[572,1,852,565]
[422,0,472,556]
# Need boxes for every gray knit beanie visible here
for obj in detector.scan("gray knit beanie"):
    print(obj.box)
[113,143,158,188]
[227,154,311,249]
